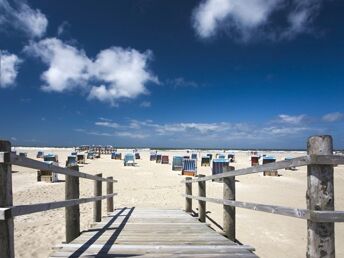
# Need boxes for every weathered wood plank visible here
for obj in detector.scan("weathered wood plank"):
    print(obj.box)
[183,194,309,220]
[10,153,117,183]
[0,193,117,219]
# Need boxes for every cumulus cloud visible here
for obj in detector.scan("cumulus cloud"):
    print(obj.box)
[24,38,91,92]
[322,112,343,122]
[95,121,120,128]
[192,0,323,41]
[275,114,308,125]
[0,50,22,88]
[0,0,48,38]
[24,38,158,104]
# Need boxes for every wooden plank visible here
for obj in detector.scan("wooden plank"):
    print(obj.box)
[310,211,344,222]
[0,193,117,219]
[0,140,14,258]
[106,176,114,212]
[183,194,309,220]
[10,153,117,183]
[50,208,258,257]
[198,175,206,222]
[223,175,235,241]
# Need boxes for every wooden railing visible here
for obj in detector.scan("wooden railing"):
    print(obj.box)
[182,135,344,258]
[0,140,117,258]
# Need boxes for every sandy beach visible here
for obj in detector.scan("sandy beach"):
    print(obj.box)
[9,148,344,258]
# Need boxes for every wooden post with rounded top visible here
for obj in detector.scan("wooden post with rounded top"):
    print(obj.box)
[185,177,192,213]
[94,173,102,222]
[198,175,206,222]
[223,166,235,241]
[107,176,114,213]
[307,135,335,258]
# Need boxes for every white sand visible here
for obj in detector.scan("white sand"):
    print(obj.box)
[11,148,344,258]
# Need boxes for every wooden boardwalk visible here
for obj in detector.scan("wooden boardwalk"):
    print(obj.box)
[49,208,257,258]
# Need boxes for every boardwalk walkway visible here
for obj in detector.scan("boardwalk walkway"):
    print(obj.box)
[49,208,257,258]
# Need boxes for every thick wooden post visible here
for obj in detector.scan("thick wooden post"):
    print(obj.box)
[107,177,114,213]
[307,135,335,258]
[65,165,80,243]
[198,175,206,222]
[223,166,235,241]
[94,173,102,222]
[185,177,192,213]
[0,141,14,258]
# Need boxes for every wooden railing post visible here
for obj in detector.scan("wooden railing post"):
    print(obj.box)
[223,166,235,241]
[198,175,206,222]
[185,177,192,213]
[107,177,114,213]
[65,165,80,243]
[94,173,102,222]
[0,141,14,258]
[307,135,335,258]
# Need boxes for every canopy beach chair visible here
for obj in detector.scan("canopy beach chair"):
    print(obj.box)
[161,155,169,164]
[124,153,135,166]
[201,156,210,166]
[77,153,86,164]
[172,156,183,171]
[66,155,78,167]
[36,151,44,158]
[135,153,141,159]
[87,151,95,159]
[182,159,197,176]
[156,154,162,163]
[37,154,59,183]
[212,158,230,182]
[263,156,278,176]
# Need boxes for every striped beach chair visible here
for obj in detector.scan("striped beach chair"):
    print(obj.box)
[182,159,197,176]
[212,158,230,182]
[172,156,183,171]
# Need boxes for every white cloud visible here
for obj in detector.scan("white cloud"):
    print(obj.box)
[24,38,158,104]
[0,0,48,38]
[115,131,148,139]
[95,121,120,128]
[192,0,323,41]
[24,38,91,92]
[322,112,344,122]
[57,21,70,36]
[89,47,158,105]
[166,77,199,88]
[276,114,307,125]
[0,50,22,88]
[140,101,151,107]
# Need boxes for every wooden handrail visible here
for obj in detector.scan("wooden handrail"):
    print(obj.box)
[10,153,118,183]
[0,193,118,220]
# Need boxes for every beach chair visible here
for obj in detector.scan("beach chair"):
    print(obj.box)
[19,152,27,157]
[251,155,260,166]
[285,157,297,171]
[111,152,116,159]
[135,153,140,159]
[77,153,85,164]
[156,154,162,163]
[150,152,157,161]
[37,154,59,183]
[191,153,197,160]
[66,155,77,167]
[87,151,95,159]
[201,156,210,166]
[36,151,44,158]
[124,153,135,166]
[182,159,197,176]
[161,155,169,164]
[227,153,235,162]
[263,156,278,176]
[115,153,122,160]
[172,156,183,171]
[212,158,230,182]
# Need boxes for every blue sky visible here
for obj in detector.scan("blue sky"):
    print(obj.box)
[0,0,343,149]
